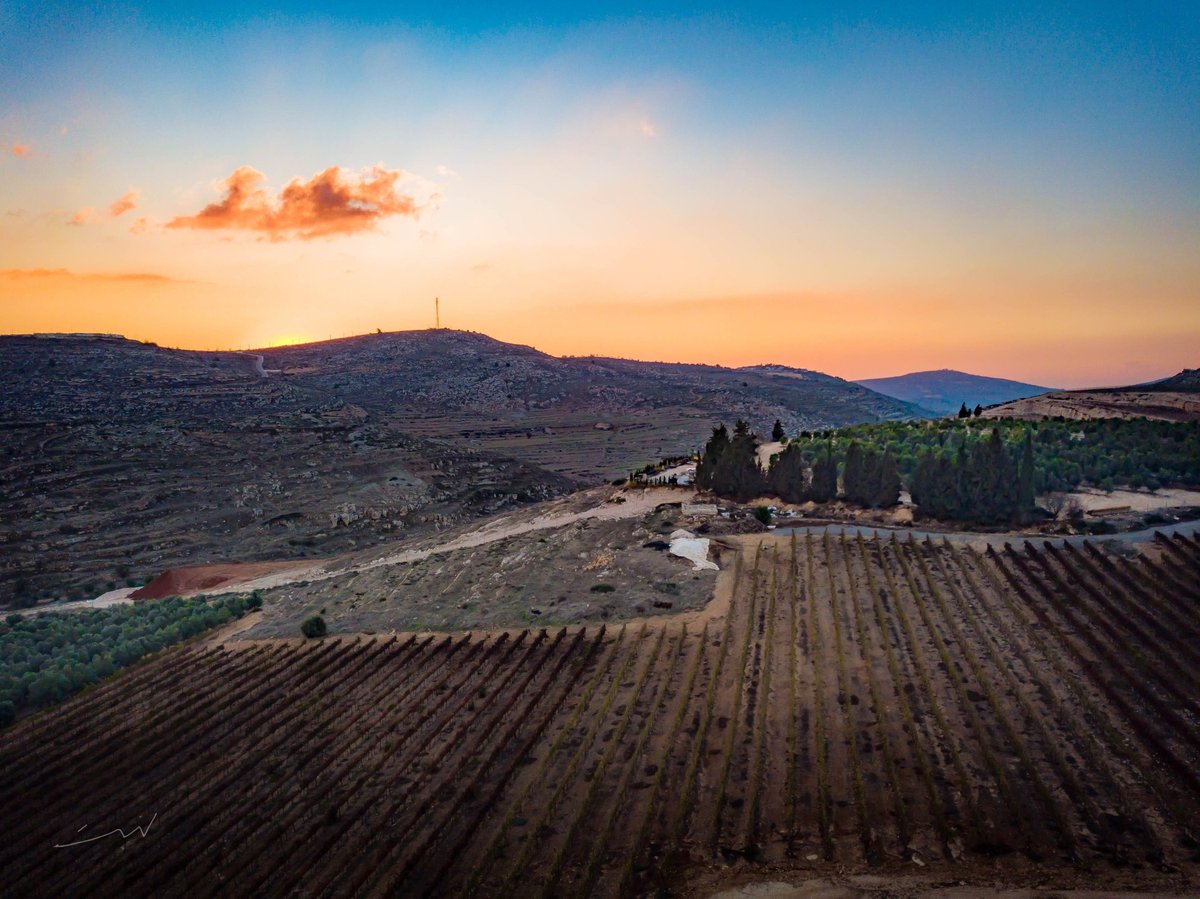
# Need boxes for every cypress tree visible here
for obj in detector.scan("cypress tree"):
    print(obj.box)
[859,448,880,505]
[719,430,766,501]
[696,424,729,491]
[810,443,838,503]
[874,447,901,507]
[772,419,785,442]
[842,441,863,503]
[1018,429,1036,516]
[768,442,808,503]
[958,402,970,419]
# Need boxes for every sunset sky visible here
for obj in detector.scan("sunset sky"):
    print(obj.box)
[1,1,1197,387]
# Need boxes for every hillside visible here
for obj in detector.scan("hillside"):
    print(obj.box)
[0,335,577,606]
[0,330,915,606]
[256,329,921,478]
[983,369,1200,421]
[855,368,1054,416]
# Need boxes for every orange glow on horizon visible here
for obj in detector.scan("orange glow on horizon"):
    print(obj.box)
[262,333,316,348]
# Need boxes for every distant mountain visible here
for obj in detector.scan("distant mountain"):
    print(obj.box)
[854,369,1055,416]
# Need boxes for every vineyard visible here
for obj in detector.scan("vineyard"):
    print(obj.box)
[3,531,1200,895]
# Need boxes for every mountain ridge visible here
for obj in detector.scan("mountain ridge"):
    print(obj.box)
[855,368,1056,416]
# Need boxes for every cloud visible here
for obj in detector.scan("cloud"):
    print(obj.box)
[109,189,139,217]
[167,163,432,240]
[68,207,98,225]
[11,143,30,157]
[129,216,149,234]
[639,121,657,138]
[436,164,458,178]
[0,268,192,284]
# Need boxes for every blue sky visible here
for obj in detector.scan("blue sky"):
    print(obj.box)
[1,1,1197,384]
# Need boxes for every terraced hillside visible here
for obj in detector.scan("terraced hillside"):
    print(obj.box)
[0,334,577,605]
[258,329,922,479]
[3,531,1198,896]
[0,330,917,606]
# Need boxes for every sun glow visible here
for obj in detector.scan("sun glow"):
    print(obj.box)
[263,333,314,348]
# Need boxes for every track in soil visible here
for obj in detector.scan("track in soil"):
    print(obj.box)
[4,531,1199,896]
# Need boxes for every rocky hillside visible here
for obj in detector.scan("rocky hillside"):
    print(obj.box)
[258,330,921,478]
[1,329,918,605]
[0,335,576,606]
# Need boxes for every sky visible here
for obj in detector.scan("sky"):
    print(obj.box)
[1,1,1197,387]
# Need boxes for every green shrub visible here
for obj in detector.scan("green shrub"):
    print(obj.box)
[590,584,615,594]
[301,615,327,638]
[752,505,772,525]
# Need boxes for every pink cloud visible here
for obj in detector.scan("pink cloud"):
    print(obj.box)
[167,164,431,240]
[0,268,189,284]
[11,143,30,157]
[109,189,139,217]
[68,207,97,226]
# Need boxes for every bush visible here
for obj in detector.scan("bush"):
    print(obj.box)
[752,505,772,525]
[245,590,264,611]
[590,584,615,594]
[301,615,327,638]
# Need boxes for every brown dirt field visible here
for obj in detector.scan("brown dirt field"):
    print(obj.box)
[3,531,1199,897]
[129,560,312,599]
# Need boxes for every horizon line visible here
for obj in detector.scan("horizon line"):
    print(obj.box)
[2,326,1186,392]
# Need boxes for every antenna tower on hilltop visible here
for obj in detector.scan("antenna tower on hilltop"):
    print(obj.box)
[435,296,440,329]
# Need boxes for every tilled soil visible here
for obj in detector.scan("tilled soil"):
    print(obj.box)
[2,531,1198,897]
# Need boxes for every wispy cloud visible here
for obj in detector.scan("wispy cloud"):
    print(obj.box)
[11,143,31,157]
[0,268,193,284]
[109,189,139,217]
[68,207,98,225]
[167,164,433,240]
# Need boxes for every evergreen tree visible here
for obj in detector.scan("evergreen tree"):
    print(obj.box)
[696,424,729,491]
[772,419,785,442]
[860,448,880,505]
[713,426,766,501]
[842,441,863,503]
[1018,429,1036,516]
[958,402,971,419]
[810,443,838,503]
[767,442,808,503]
[874,447,901,506]
[973,403,983,417]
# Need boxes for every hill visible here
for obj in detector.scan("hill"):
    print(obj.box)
[0,334,577,606]
[0,329,916,605]
[255,329,921,478]
[855,368,1054,416]
[982,369,1200,421]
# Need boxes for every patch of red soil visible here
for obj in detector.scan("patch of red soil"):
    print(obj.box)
[130,561,309,599]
